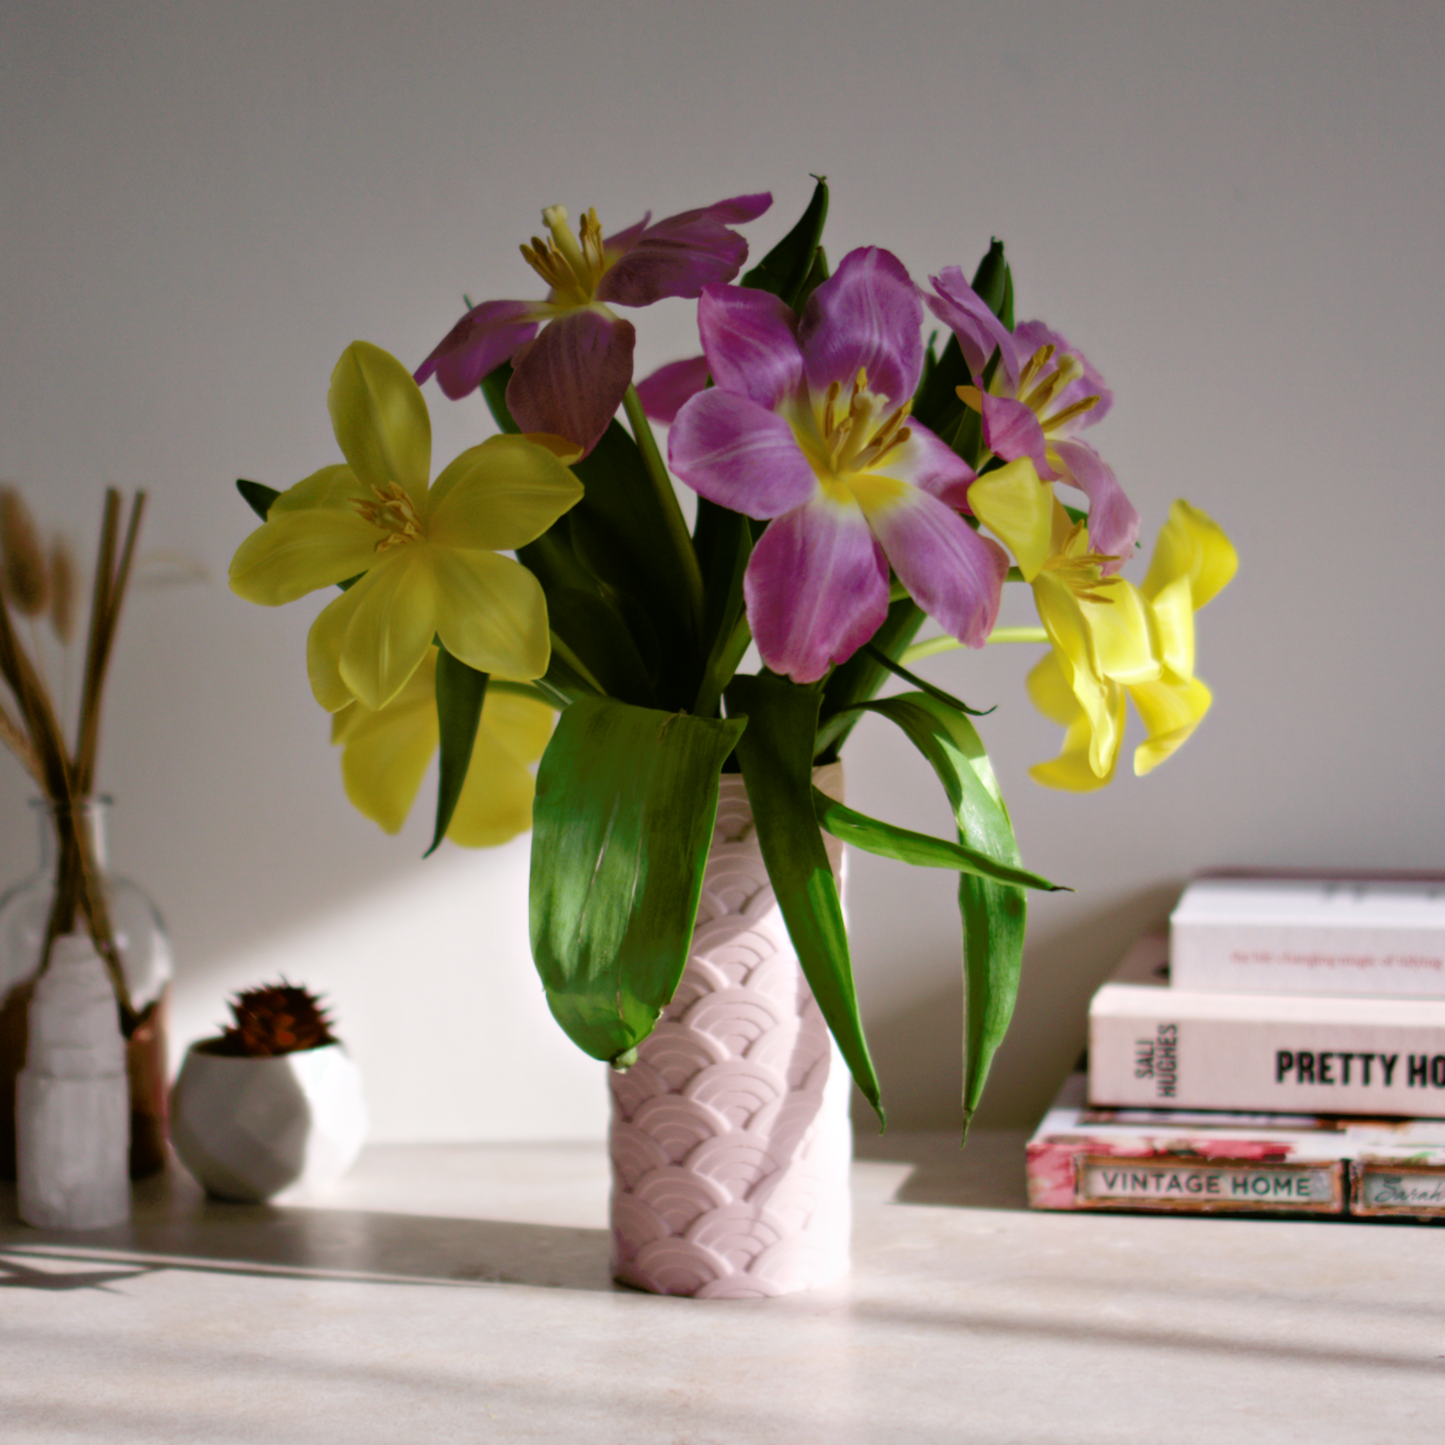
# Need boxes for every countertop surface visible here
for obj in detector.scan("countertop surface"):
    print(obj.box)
[3,1131,1442,1443]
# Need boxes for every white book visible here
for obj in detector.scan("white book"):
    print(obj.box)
[1088,934,1445,1115]
[1169,873,1445,997]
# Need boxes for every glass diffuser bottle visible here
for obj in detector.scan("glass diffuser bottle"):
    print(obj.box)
[0,797,171,1179]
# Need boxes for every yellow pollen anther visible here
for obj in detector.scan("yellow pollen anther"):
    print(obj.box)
[354,483,425,552]
[816,368,913,476]
[520,204,609,305]
[1041,520,1120,602]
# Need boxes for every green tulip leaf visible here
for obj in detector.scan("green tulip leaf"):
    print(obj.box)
[852,691,1037,1136]
[725,672,884,1124]
[426,645,488,858]
[236,479,281,521]
[742,176,829,310]
[812,789,1064,893]
[529,695,745,1066]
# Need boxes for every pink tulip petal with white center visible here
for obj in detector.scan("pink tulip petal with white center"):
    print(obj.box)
[861,483,1007,649]
[1048,437,1140,571]
[798,247,923,406]
[694,284,804,410]
[669,388,818,519]
[743,494,890,683]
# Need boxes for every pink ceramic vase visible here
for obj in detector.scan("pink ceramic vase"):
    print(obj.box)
[608,763,852,1298]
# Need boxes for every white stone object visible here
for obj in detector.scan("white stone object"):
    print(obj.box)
[609,763,853,1298]
[171,1042,368,1202]
[16,932,131,1230]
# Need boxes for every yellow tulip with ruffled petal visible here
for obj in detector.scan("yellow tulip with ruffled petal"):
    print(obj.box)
[330,650,554,845]
[969,460,1236,790]
[229,341,583,713]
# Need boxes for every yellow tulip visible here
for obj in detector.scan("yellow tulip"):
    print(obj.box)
[330,651,555,846]
[969,462,1236,789]
[230,341,583,712]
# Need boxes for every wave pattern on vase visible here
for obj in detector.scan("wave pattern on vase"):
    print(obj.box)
[608,765,852,1298]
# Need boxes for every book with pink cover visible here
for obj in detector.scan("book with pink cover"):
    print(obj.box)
[1088,933,1445,1115]
[1027,1074,1445,1219]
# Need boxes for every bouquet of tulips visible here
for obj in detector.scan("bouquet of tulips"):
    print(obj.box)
[230,180,1235,1128]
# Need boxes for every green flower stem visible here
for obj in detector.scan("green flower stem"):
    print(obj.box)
[691,611,754,721]
[986,627,1049,645]
[901,626,1048,666]
[621,384,704,633]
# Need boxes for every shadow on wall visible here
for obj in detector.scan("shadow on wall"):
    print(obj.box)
[851,881,1183,1134]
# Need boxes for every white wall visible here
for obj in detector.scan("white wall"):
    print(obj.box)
[2,0,1441,1139]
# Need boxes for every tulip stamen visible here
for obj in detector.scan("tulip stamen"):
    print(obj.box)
[355,483,425,552]
[520,205,610,307]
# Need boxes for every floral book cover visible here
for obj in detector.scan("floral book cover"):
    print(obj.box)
[1027,1074,1445,1222]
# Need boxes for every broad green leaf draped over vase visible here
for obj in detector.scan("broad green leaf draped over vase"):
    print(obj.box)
[528,695,745,1066]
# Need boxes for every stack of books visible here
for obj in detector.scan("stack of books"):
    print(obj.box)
[1027,873,1445,1220]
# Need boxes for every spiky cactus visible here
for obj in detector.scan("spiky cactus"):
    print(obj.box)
[217,981,338,1057]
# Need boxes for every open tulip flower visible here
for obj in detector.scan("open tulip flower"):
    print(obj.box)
[331,650,554,846]
[414,194,772,456]
[926,268,1140,568]
[229,341,583,713]
[969,458,1237,789]
[668,246,1009,683]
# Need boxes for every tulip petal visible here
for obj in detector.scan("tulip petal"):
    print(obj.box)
[428,435,583,551]
[414,300,541,400]
[1048,437,1140,571]
[636,355,711,424]
[925,267,1020,386]
[307,588,364,712]
[1014,320,1113,425]
[338,551,440,712]
[1078,579,1159,687]
[1025,652,1117,791]
[328,341,432,508]
[744,495,889,683]
[965,457,1055,580]
[1148,575,1196,682]
[431,547,551,681]
[695,284,804,410]
[229,508,381,605]
[862,483,1006,649]
[333,665,440,834]
[1033,572,1120,778]
[669,388,818,519]
[446,692,556,847]
[1131,675,1212,776]
[596,192,771,307]
[980,394,1056,478]
[870,422,976,509]
[799,247,923,405]
[506,308,635,455]
[1141,499,1238,609]
[270,464,368,515]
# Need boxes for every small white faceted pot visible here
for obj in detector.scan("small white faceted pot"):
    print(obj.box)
[170,1042,367,1202]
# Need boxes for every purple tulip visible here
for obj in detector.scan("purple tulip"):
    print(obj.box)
[669,247,1008,683]
[415,195,771,455]
[926,269,1140,568]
